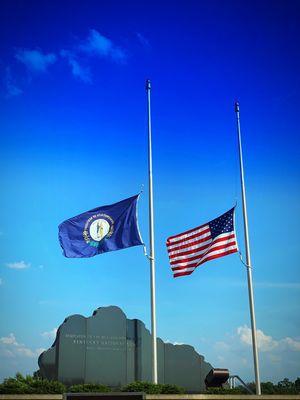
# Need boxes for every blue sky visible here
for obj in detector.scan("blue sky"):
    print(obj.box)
[0,0,300,384]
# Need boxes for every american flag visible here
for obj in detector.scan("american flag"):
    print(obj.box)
[166,208,238,278]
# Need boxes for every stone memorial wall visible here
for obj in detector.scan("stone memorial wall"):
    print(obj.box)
[38,306,212,392]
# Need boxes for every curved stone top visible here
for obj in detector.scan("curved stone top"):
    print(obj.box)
[47,305,194,352]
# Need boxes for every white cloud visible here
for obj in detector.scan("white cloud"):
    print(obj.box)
[202,325,300,383]
[69,58,91,83]
[60,29,127,82]
[0,333,43,359]
[36,347,46,355]
[7,30,127,92]
[281,337,300,351]
[41,328,57,340]
[16,347,36,358]
[60,50,92,83]
[237,325,278,352]
[237,325,300,353]
[6,261,30,270]
[15,49,57,72]
[78,29,127,63]
[214,341,230,352]
[0,333,17,345]
[3,67,22,97]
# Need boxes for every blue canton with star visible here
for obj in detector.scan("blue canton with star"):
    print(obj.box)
[208,208,235,240]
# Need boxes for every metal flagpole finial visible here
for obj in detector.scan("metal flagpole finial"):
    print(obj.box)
[235,101,240,113]
[146,79,151,91]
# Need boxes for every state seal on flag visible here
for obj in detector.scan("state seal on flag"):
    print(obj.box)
[83,213,114,247]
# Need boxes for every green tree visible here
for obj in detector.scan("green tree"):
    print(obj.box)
[0,373,66,394]
[122,381,162,394]
[261,381,276,394]
[121,381,184,394]
[294,377,300,393]
[277,378,296,394]
[160,384,184,394]
[69,384,111,393]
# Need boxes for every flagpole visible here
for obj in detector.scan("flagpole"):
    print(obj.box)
[235,102,261,395]
[146,79,158,384]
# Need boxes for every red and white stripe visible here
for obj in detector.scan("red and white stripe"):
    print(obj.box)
[166,223,238,278]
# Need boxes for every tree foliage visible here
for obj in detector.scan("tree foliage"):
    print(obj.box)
[68,383,111,393]
[0,373,66,394]
[121,381,184,394]
[0,373,299,394]
[206,378,300,395]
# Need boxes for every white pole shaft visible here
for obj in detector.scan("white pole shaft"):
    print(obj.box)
[146,79,158,384]
[235,102,261,395]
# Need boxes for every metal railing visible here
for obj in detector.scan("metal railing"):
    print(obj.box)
[228,375,254,394]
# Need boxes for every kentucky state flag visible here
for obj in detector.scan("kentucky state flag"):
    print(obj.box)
[58,195,143,258]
